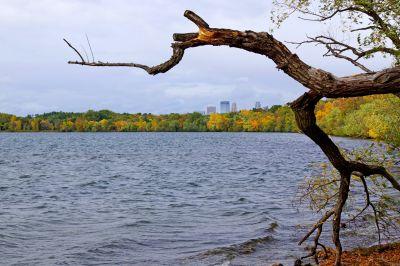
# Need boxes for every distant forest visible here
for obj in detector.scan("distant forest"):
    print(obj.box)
[1,95,399,145]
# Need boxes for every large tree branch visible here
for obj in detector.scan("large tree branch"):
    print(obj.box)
[350,162,400,192]
[65,10,400,99]
[66,15,320,90]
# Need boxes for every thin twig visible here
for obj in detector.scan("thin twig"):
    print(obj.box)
[86,33,95,62]
[80,45,90,62]
[63,38,85,62]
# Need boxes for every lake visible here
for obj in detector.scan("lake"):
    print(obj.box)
[0,133,375,265]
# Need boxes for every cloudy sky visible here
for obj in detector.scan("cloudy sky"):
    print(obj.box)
[0,0,388,115]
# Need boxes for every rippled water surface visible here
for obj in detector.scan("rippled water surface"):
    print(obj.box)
[0,133,373,265]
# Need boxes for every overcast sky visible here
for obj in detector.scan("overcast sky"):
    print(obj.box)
[0,0,388,115]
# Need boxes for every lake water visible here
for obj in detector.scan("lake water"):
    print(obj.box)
[0,133,375,265]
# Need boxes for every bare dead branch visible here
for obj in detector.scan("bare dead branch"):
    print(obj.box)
[86,34,95,62]
[184,10,209,29]
[297,35,373,73]
[65,11,400,98]
[80,45,90,62]
[63,39,85,62]
[326,46,372,73]
[68,46,185,75]
[173,33,198,42]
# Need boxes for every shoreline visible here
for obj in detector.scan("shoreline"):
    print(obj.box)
[0,130,375,140]
[318,242,400,265]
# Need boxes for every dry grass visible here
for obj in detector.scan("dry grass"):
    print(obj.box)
[319,242,400,266]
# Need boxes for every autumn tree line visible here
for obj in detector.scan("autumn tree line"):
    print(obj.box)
[1,95,399,144]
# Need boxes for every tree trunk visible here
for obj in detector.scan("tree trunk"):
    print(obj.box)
[332,173,351,266]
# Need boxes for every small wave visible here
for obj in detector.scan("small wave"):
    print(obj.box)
[123,220,151,227]
[187,182,200,187]
[34,203,47,209]
[79,181,97,187]
[79,180,109,188]
[87,247,115,255]
[221,210,240,217]
[168,203,195,208]
[90,238,150,253]
[19,174,31,179]
[0,241,19,248]
[108,174,122,179]
[194,235,274,261]
[221,210,255,217]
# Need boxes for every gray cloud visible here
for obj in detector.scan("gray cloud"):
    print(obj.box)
[0,0,389,115]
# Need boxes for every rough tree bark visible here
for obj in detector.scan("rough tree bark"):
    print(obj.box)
[65,10,400,265]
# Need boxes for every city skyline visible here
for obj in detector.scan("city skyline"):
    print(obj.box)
[203,100,262,114]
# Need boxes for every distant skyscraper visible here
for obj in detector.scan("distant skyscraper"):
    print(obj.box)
[255,101,262,109]
[231,102,238,112]
[220,101,230,114]
[206,106,216,115]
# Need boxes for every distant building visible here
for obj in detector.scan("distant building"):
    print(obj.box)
[206,106,217,115]
[255,101,262,109]
[231,102,238,112]
[195,111,206,115]
[220,101,230,114]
